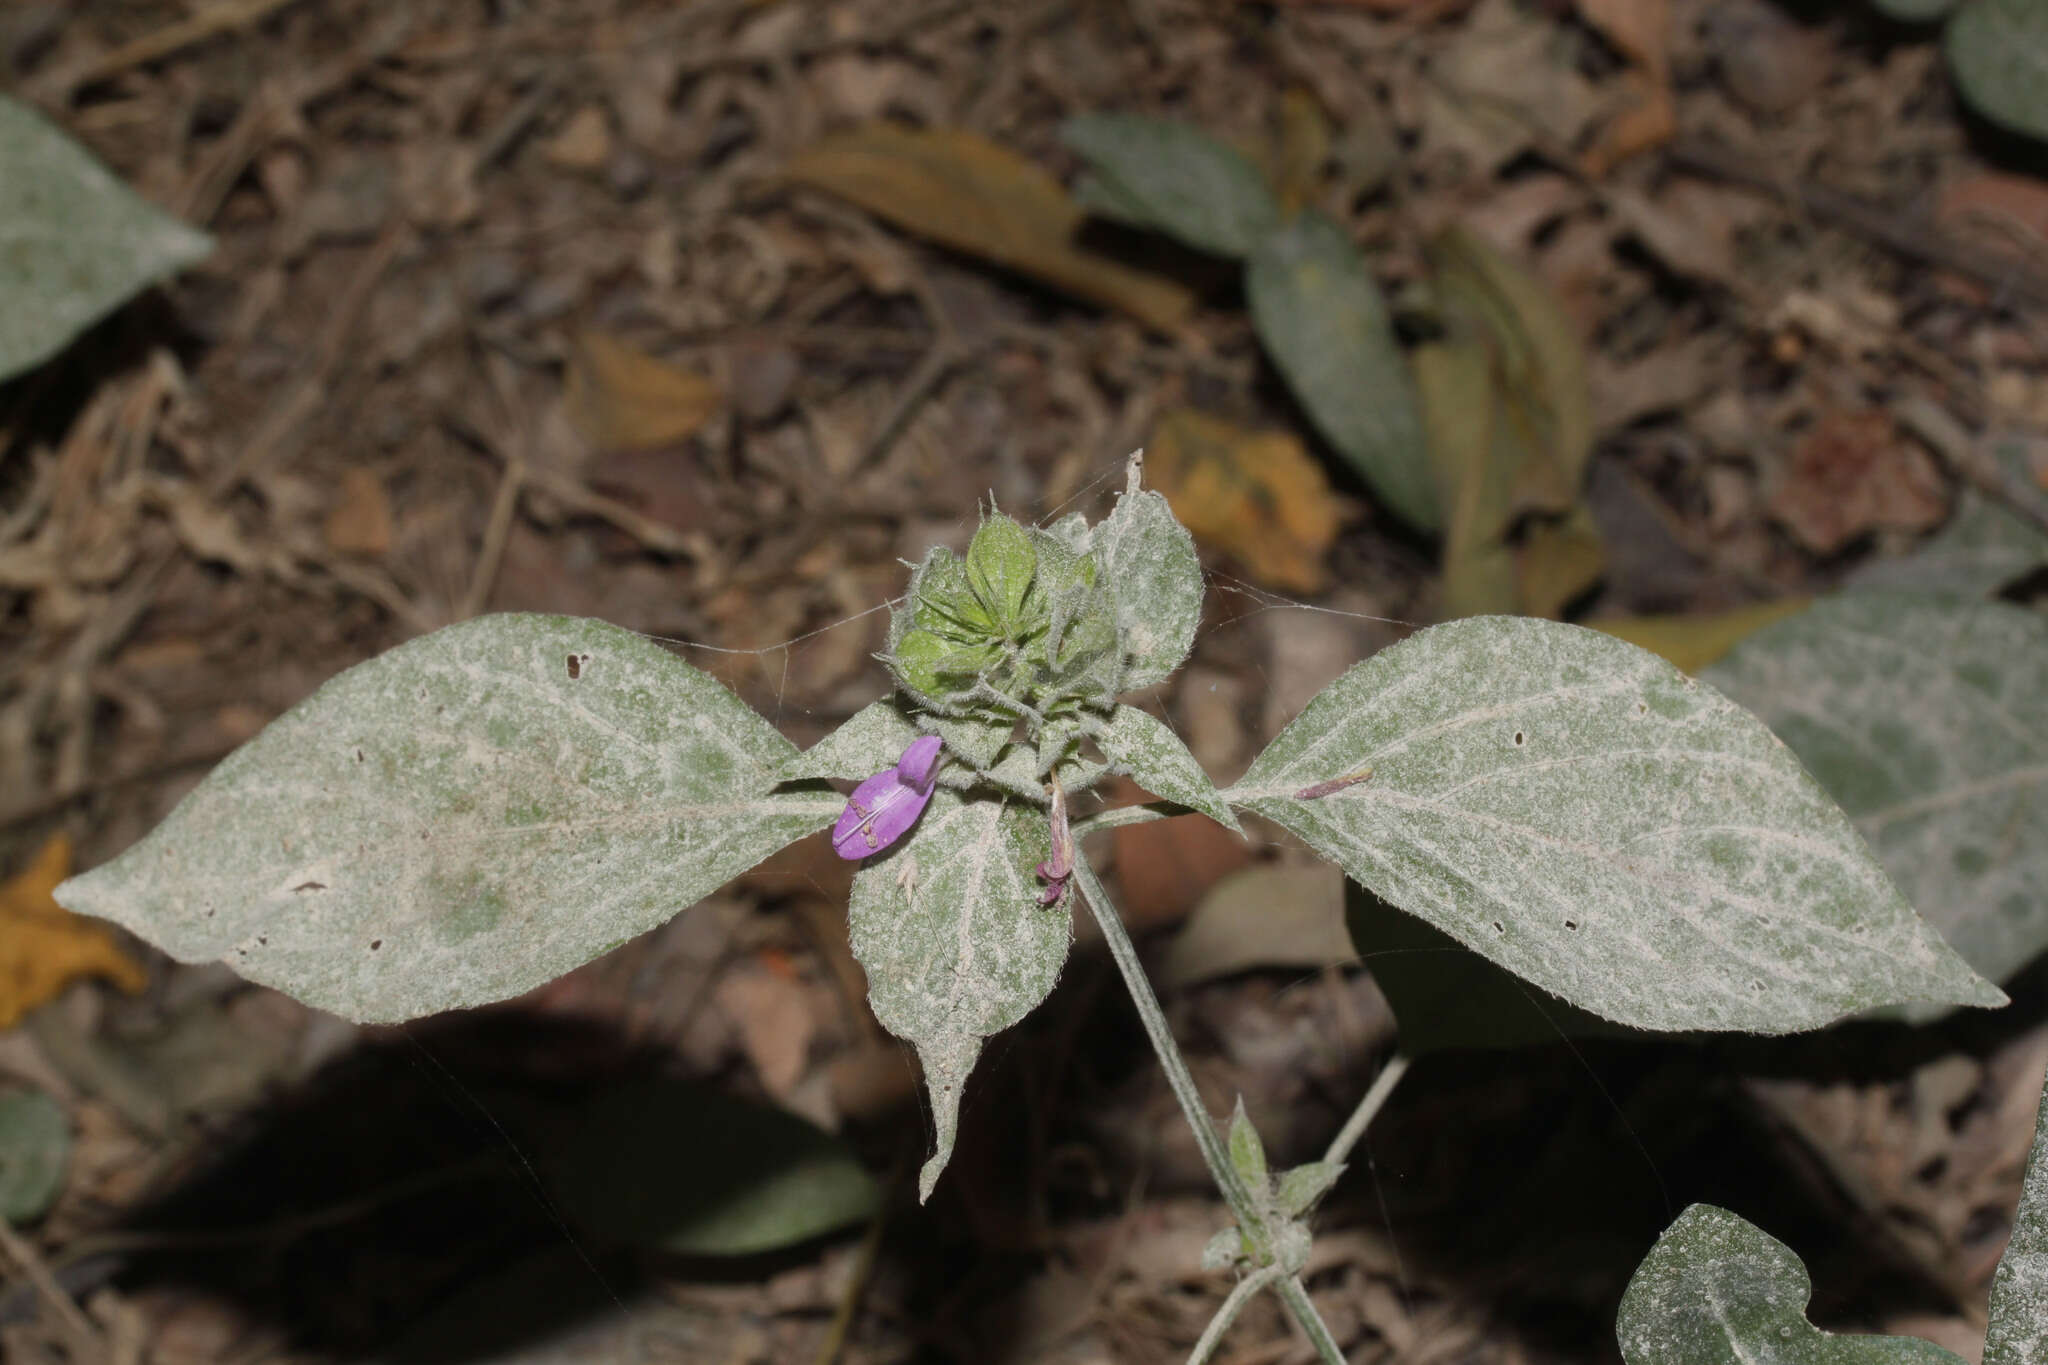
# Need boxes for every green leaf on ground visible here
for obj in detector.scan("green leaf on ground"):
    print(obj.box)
[1702,593,2048,1009]
[1225,615,2004,1033]
[1247,210,1436,531]
[848,790,1066,1201]
[56,615,840,1024]
[0,94,213,383]
[532,1079,879,1256]
[1947,0,2048,142]
[1617,1204,1966,1363]
[0,1088,68,1224]
[1061,113,1282,259]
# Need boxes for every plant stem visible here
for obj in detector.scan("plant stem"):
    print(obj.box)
[1323,1049,1410,1169]
[1278,1277,1348,1363]
[1071,799,1187,840]
[1070,850,1345,1365]
[1187,1266,1281,1365]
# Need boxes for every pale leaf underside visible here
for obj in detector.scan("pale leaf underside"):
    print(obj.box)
[1226,616,2002,1034]
[57,616,839,1023]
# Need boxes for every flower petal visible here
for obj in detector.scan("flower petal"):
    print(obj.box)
[897,735,944,788]
[832,768,938,860]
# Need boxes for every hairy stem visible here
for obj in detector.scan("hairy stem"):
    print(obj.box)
[1187,1266,1281,1365]
[1071,851,1344,1365]
[1070,798,1189,840]
[1323,1049,1411,1170]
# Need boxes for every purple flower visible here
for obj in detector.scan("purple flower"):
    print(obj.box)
[832,735,944,861]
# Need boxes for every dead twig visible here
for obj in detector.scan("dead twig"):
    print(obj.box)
[64,0,307,92]
[1666,137,2048,315]
[0,1216,105,1364]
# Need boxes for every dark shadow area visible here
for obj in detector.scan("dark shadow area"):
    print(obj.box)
[57,1010,892,1359]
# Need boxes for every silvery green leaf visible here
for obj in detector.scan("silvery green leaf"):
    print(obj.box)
[1226,1098,1269,1190]
[1274,1160,1344,1218]
[1247,210,1436,531]
[0,1088,69,1224]
[1985,1073,2048,1364]
[1947,0,2048,143]
[931,711,1012,773]
[781,700,922,782]
[1087,474,1204,690]
[971,737,1106,803]
[1226,616,2004,1033]
[1617,1204,1965,1363]
[1060,113,1283,259]
[848,790,1067,1200]
[0,95,214,382]
[1703,594,2048,1007]
[1202,1226,1247,1271]
[55,615,840,1024]
[1096,704,1242,833]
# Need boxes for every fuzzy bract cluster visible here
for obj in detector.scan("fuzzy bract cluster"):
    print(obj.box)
[887,511,1123,734]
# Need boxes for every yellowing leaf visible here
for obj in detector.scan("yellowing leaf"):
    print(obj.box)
[784,124,1193,332]
[1419,225,1599,619]
[1517,505,1606,619]
[1587,598,1814,674]
[1145,408,1345,593]
[0,835,146,1030]
[564,330,722,453]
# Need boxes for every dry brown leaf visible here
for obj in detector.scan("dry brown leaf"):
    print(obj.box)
[0,835,148,1030]
[1145,408,1345,593]
[323,467,393,557]
[783,124,1193,332]
[563,330,722,454]
[1770,409,1949,555]
[541,106,612,172]
[1577,0,1670,75]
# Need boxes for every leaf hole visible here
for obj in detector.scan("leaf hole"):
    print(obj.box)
[257,936,268,946]
[1562,918,1578,931]
[1490,920,1505,935]
[292,881,326,893]
[1637,702,1647,715]
[566,653,585,679]
[1750,980,1765,993]
[1513,731,1525,746]
[370,939,382,951]
[354,749,364,763]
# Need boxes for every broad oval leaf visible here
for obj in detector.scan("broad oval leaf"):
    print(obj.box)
[1985,1069,2048,1364]
[0,1088,69,1224]
[55,615,840,1023]
[530,1079,879,1257]
[1084,469,1206,689]
[1845,488,2048,598]
[1225,616,2003,1033]
[1618,1204,1966,1363]
[1946,0,2048,142]
[1096,705,1242,833]
[1702,594,2048,1005]
[1061,113,1282,259]
[0,95,213,383]
[1247,210,1436,531]
[848,790,1066,1201]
